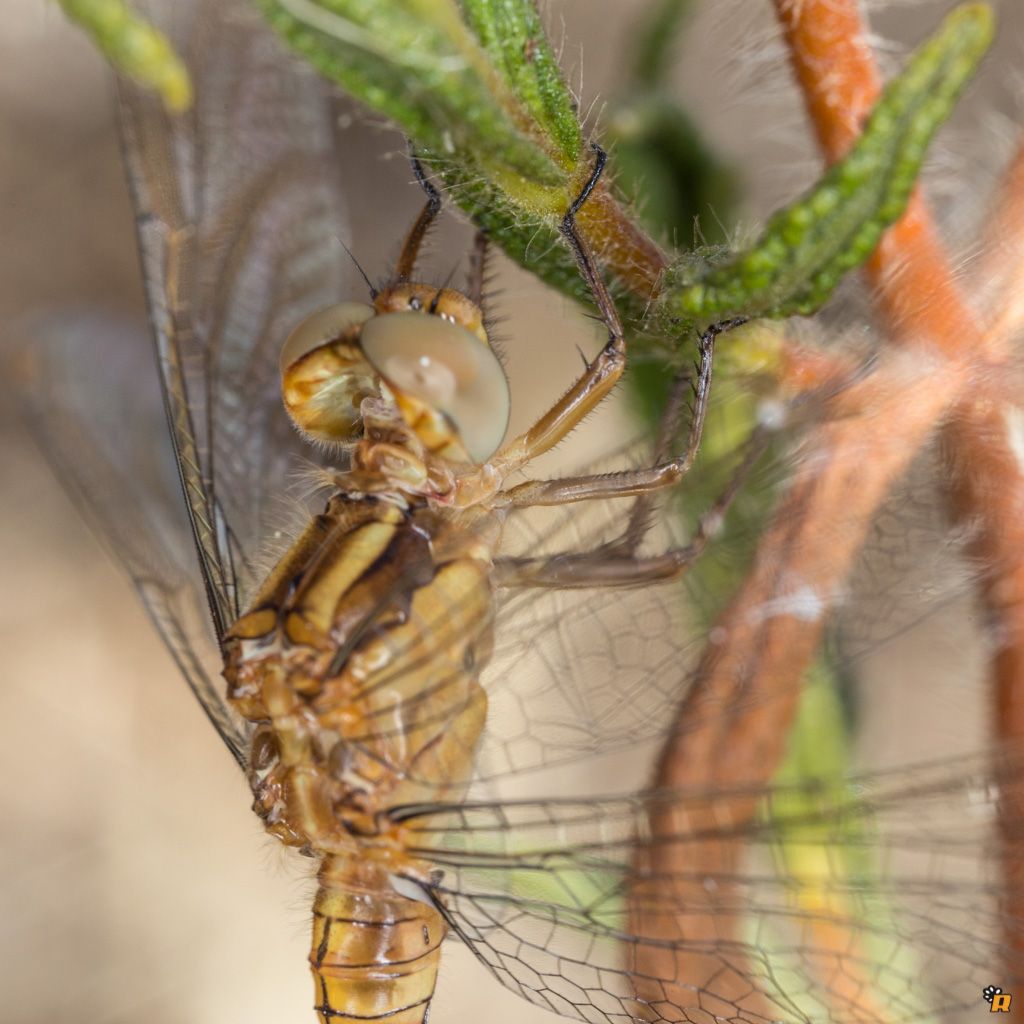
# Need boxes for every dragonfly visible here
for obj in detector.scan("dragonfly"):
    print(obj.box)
[13,0,1024,1022]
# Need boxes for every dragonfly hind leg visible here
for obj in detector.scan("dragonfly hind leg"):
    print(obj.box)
[495,545,705,588]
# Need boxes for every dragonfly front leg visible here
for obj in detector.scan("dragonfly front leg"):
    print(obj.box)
[491,144,626,474]
[497,322,729,509]
[466,230,490,307]
[392,149,443,283]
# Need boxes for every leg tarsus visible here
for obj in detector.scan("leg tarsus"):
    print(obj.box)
[565,142,607,222]
[410,151,442,213]
[559,143,623,348]
[492,144,626,471]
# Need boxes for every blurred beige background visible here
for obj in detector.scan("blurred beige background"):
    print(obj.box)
[0,2,1021,1023]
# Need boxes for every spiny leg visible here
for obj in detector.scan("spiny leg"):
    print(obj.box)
[485,140,746,507]
[467,230,490,308]
[497,319,745,509]
[495,428,769,588]
[491,143,627,473]
[615,364,703,552]
[393,149,442,283]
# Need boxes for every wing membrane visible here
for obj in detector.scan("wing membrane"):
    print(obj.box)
[9,311,249,766]
[118,0,351,636]
[473,420,981,786]
[397,747,1024,1023]
[10,0,354,767]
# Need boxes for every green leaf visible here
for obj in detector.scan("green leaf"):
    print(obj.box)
[460,0,581,166]
[665,3,994,323]
[58,0,192,110]
[253,0,565,196]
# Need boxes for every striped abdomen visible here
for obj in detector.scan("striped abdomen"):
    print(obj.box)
[311,857,444,1024]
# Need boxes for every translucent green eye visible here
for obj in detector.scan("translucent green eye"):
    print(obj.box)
[279,302,377,443]
[360,311,510,463]
[279,302,374,373]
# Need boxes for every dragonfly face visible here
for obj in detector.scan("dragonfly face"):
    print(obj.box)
[9,0,1024,1021]
[280,285,510,470]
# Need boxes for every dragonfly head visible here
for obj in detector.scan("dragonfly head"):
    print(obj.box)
[280,286,510,466]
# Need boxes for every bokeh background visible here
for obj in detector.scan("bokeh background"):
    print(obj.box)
[1,1,1022,1022]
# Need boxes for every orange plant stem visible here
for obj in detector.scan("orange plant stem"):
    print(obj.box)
[978,142,1024,341]
[633,350,969,1016]
[778,0,1024,969]
[775,0,977,351]
[577,182,667,299]
[633,0,1024,1004]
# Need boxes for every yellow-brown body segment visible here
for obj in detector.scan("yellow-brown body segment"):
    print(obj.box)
[311,856,445,1024]
[224,493,498,1022]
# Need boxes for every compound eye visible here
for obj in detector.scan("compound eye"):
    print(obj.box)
[360,311,510,463]
[280,302,374,372]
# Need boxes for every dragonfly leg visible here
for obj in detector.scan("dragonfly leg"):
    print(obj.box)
[466,230,490,307]
[594,315,743,556]
[495,546,703,587]
[392,147,443,283]
[497,321,744,510]
[491,144,627,473]
[613,360,718,553]
[495,428,767,587]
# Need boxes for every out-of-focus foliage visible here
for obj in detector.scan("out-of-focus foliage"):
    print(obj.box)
[58,0,192,110]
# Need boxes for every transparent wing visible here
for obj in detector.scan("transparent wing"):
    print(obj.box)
[470,413,981,786]
[9,311,249,768]
[9,0,353,769]
[118,0,350,638]
[396,746,1024,1023]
